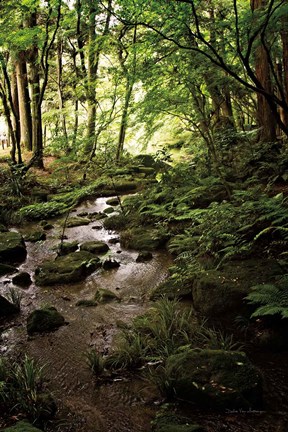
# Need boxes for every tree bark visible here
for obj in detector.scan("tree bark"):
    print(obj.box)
[15,52,32,151]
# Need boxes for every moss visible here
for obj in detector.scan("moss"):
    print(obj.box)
[56,240,78,256]
[35,251,101,286]
[1,421,43,432]
[0,231,27,263]
[166,349,262,409]
[94,288,120,303]
[27,306,65,334]
[106,197,120,206]
[150,275,192,300]
[103,206,115,214]
[102,213,128,230]
[120,227,169,251]
[76,299,97,307]
[24,230,46,242]
[80,241,109,254]
[65,216,91,227]
[19,201,68,221]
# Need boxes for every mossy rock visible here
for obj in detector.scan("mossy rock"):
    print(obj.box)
[166,349,262,409]
[136,251,153,262]
[102,259,120,270]
[192,259,286,319]
[153,412,205,432]
[113,181,138,192]
[27,306,65,334]
[34,251,101,286]
[103,206,115,215]
[0,263,18,276]
[80,241,109,254]
[120,227,169,251]
[94,288,120,303]
[76,299,98,307]
[56,240,78,256]
[12,271,32,287]
[66,216,91,227]
[103,214,128,230]
[150,275,193,300]
[106,197,120,206]
[1,420,43,431]
[0,231,27,263]
[93,212,108,220]
[0,223,8,232]
[0,295,19,317]
[24,230,46,242]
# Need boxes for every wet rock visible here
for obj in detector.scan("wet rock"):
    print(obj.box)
[80,240,109,254]
[93,212,108,220]
[102,259,120,270]
[166,349,262,409]
[0,231,27,263]
[76,299,97,307]
[103,206,115,215]
[0,263,18,277]
[24,230,46,242]
[43,223,54,230]
[94,288,120,303]
[106,197,119,206]
[136,251,153,262]
[35,251,101,286]
[78,211,88,217]
[0,295,19,317]
[108,237,120,245]
[12,271,32,287]
[27,306,65,334]
[56,240,78,256]
[92,225,102,230]
[120,227,169,251]
[66,216,90,227]
[1,420,44,431]
[103,214,127,230]
[150,275,192,300]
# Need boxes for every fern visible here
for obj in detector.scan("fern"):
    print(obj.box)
[246,281,288,319]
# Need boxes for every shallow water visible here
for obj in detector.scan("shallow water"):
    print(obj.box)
[0,197,171,431]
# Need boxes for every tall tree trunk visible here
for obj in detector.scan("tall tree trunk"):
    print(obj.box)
[15,51,32,151]
[57,38,69,151]
[281,13,288,129]
[11,66,22,164]
[251,0,277,141]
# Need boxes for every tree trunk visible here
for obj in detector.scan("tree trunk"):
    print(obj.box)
[57,38,69,151]
[281,14,288,129]
[15,52,32,151]
[11,66,22,164]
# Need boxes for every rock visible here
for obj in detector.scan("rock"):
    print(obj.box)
[165,349,262,409]
[1,420,44,431]
[66,216,91,227]
[93,212,108,220]
[80,241,109,254]
[0,263,18,276]
[0,223,8,232]
[150,275,192,300]
[12,271,32,287]
[108,237,120,245]
[102,259,120,270]
[56,240,78,256]
[120,227,169,251]
[136,251,153,262]
[43,223,54,230]
[24,230,46,242]
[92,225,102,230]
[0,231,27,263]
[35,251,101,286]
[192,258,286,319]
[0,295,19,317]
[103,214,128,230]
[76,299,97,307]
[27,306,65,334]
[78,211,89,217]
[106,197,119,206]
[104,206,115,215]
[94,288,120,303]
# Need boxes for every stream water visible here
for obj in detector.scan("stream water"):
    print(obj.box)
[1,197,288,432]
[0,197,172,432]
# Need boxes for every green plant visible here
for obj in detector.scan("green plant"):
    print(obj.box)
[246,277,288,319]
[85,349,105,375]
[6,288,23,311]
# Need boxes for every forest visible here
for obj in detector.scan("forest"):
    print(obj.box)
[0,0,288,431]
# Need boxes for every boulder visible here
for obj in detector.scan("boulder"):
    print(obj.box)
[0,263,18,277]
[103,206,115,215]
[24,230,46,242]
[150,275,192,300]
[0,295,19,317]
[2,421,43,432]
[56,240,78,256]
[0,231,27,263]
[106,197,119,206]
[80,241,109,254]
[120,227,169,251]
[66,216,90,227]
[27,306,65,334]
[35,251,101,286]
[94,288,120,303]
[76,299,97,307]
[102,259,120,270]
[165,349,262,409]
[12,271,32,287]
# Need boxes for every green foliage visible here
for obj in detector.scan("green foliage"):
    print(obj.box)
[0,355,52,423]
[6,288,23,311]
[246,276,288,319]
[85,349,105,375]
[19,201,68,221]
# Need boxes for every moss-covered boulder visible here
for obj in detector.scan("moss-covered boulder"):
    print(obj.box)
[165,349,262,409]
[24,230,46,242]
[0,263,18,276]
[1,420,43,431]
[12,271,32,287]
[0,295,19,317]
[150,275,193,300]
[76,299,97,307]
[27,306,65,334]
[103,214,128,230]
[66,216,91,227]
[0,231,27,263]
[56,240,78,256]
[102,259,120,270]
[103,206,115,215]
[192,259,286,319]
[120,227,169,251]
[106,197,120,206]
[35,251,101,286]
[80,241,109,254]
[136,251,153,262]
[94,288,120,303]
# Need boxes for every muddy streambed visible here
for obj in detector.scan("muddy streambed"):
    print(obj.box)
[0,197,172,432]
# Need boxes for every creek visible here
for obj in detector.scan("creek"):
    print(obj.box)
[0,196,172,432]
